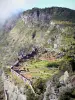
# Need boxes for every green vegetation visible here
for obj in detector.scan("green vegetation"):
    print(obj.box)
[25,86,39,100]
[46,61,59,68]
[3,67,11,76]
[24,7,75,22]
[59,88,75,100]
[10,73,25,86]
[0,63,2,68]
[3,67,25,86]
[25,78,46,100]
[0,7,75,100]
[53,20,75,25]
[0,77,4,100]
[33,78,46,94]
[23,60,59,80]
[59,42,75,72]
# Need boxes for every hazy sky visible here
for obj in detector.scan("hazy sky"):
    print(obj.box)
[0,0,74,23]
[37,0,74,10]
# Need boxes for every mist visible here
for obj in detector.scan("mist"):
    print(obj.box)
[0,0,37,24]
[0,0,74,25]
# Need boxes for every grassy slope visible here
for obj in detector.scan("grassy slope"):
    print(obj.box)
[22,60,59,80]
[0,8,75,99]
[2,19,74,64]
[2,19,74,89]
[0,16,75,68]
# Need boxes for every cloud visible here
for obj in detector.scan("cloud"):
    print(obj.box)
[0,0,37,23]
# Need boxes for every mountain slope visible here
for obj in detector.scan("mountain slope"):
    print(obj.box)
[0,7,75,66]
[0,7,75,100]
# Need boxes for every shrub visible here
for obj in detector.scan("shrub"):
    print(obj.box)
[3,67,11,76]
[25,86,39,100]
[59,42,75,72]
[46,62,59,68]
[59,60,72,72]
[33,78,46,94]
[59,88,75,100]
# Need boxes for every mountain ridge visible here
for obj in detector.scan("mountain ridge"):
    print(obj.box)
[0,7,75,100]
[0,7,75,66]
[22,7,75,27]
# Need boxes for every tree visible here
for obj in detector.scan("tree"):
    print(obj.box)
[33,78,46,94]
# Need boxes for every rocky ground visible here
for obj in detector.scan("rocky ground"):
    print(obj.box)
[2,72,26,100]
[0,7,75,100]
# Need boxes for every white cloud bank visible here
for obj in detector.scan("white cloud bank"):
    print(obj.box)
[0,0,37,23]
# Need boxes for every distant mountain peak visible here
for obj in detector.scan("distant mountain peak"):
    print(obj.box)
[22,7,75,27]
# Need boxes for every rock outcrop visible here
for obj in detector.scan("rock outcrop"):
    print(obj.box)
[0,7,75,100]
[22,7,75,27]
[59,71,69,84]
[2,72,26,100]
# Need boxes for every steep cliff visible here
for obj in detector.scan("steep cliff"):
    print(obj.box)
[0,7,75,100]
[0,7,75,66]
[22,7,75,26]
[2,72,26,100]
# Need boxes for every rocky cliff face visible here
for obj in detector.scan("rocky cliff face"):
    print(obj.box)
[0,7,75,67]
[22,7,75,27]
[0,14,20,35]
[2,72,26,100]
[0,69,4,100]
[0,7,75,100]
